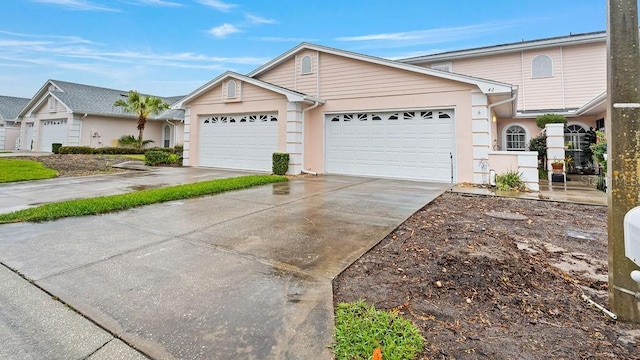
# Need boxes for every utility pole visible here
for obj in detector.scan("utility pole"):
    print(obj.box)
[607,0,640,322]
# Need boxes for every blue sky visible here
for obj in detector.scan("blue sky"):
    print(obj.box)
[1,0,608,98]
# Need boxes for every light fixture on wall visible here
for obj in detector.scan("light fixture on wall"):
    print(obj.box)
[492,115,497,123]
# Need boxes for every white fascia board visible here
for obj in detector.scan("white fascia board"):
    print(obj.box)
[19,80,56,117]
[26,92,71,117]
[172,70,324,109]
[249,43,513,95]
[574,92,607,115]
[402,32,606,63]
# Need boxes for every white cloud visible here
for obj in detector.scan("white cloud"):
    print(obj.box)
[31,0,119,12]
[208,24,241,38]
[196,0,236,12]
[245,14,276,25]
[130,0,182,6]
[335,22,519,48]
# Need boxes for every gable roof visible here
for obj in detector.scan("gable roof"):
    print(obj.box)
[172,71,325,109]
[19,80,185,120]
[247,42,515,95]
[401,31,606,64]
[0,95,30,120]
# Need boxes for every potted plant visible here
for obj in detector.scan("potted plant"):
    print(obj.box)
[551,159,564,173]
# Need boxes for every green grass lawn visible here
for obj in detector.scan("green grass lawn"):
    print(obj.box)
[333,301,424,360]
[110,154,145,161]
[0,158,58,183]
[0,175,287,223]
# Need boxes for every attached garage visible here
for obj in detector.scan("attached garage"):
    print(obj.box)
[199,113,278,171]
[325,109,455,181]
[39,119,67,152]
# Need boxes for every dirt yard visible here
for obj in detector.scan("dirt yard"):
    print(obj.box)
[15,154,135,177]
[333,192,640,359]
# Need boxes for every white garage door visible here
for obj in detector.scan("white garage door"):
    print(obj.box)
[40,119,67,152]
[199,113,278,171]
[326,110,455,181]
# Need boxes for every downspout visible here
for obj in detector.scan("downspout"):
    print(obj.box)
[487,89,518,150]
[301,101,321,175]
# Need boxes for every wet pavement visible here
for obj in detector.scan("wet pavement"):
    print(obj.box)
[452,174,607,206]
[0,165,256,214]
[0,172,449,359]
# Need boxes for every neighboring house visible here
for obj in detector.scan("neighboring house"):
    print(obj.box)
[401,31,607,169]
[173,43,518,185]
[0,95,30,150]
[17,80,185,152]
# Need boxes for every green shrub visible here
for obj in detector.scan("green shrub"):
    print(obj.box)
[94,147,146,155]
[535,114,567,129]
[272,152,289,175]
[528,134,547,164]
[496,170,527,191]
[174,144,183,154]
[144,150,172,166]
[58,146,94,154]
[51,143,62,154]
[118,135,154,149]
[334,301,424,360]
[590,130,607,173]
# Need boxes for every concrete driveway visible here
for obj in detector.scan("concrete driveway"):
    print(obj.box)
[0,172,449,359]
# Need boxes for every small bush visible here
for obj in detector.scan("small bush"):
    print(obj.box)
[144,150,173,166]
[334,301,424,360]
[118,135,154,149]
[174,144,183,154]
[528,134,547,163]
[51,143,62,154]
[94,147,146,155]
[496,170,527,192]
[535,114,567,129]
[272,152,289,175]
[58,146,94,154]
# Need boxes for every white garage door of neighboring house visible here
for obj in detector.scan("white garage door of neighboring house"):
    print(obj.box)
[40,119,67,152]
[199,113,278,171]
[325,110,456,181]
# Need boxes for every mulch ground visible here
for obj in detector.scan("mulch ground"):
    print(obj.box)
[333,192,640,359]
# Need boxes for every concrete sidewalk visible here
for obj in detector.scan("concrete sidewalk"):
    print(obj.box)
[0,173,449,359]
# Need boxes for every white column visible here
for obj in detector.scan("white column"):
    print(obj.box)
[69,114,82,146]
[471,91,490,184]
[286,102,303,175]
[545,123,565,181]
[182,107,191,166]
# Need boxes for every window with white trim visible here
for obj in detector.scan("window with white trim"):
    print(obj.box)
[431,62,452,72]
[301,55,312,75]
[505,125,527,151]
[227,80,237,99]
[531,55,553,78]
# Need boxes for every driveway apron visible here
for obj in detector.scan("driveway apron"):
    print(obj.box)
[0,175,448,359]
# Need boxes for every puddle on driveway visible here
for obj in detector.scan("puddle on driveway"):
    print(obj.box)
[272,183,290,195]
[129,184,167,191]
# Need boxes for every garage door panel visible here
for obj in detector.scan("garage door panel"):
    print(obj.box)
[199,114,277,171]
[325,110,455,181]
[40,119,67,152]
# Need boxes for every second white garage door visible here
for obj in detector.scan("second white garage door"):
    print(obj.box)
[199,113,278,171]
[40,119,67,152]
[325,110,455,181]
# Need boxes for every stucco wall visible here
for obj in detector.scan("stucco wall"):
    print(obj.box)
[184,81,289,166]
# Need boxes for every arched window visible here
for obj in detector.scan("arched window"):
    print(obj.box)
[531,55,553,78]
[301,55,312,75]
[163,124,171,148]
[227,80,237,98]
[505,125,527,151]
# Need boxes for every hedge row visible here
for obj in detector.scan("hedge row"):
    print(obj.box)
[58,146,179,155]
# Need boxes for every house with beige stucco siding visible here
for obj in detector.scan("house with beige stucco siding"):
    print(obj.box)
[401,31,607,171]
[174,43,519,185]
[17,80,185,152]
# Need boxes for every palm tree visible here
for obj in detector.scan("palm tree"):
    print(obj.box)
[114,90,170,148]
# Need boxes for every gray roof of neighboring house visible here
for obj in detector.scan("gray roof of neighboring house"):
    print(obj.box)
[0,95,30,120]
[25,80,185,120]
